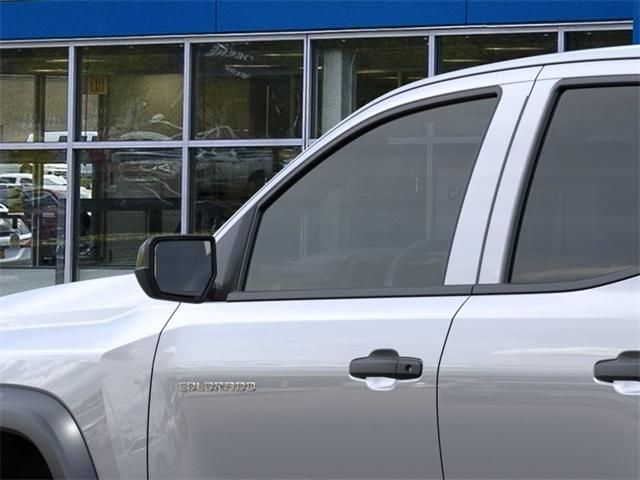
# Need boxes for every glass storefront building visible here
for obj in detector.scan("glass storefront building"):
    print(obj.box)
[0,0,637,295]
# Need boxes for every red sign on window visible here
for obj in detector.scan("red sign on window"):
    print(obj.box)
[87,75,108,95]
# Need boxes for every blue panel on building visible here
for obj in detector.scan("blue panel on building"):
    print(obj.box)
[0,0,636,40]
[467,0,633,24]
[216,0,466,32]
[0,0,216,40]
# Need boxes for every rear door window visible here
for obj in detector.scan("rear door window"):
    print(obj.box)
[511,85,639,284]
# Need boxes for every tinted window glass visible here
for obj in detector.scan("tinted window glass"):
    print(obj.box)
[0,150,67,296]
[511,86,639,284]
[193,42,303,140]
[436,33,556,74]
[245,97,497,292]
[0,48,68,143]
[191,146,301,234]
[79,45,183,141]
[312,37,428,137]
[565,30,633,51]
[77,148,181,280]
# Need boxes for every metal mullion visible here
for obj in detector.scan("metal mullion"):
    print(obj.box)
[0,38,187,49]
[0,21,632,49]
[181,41,191,234]
[558,27,566,52]
[189,34,303,47]
[71,141,182,150]
[559,23,633,33]
[0,40,76,49]
[187,139,303,148]
[63,44,76,283]
[302,34,312,149]
[304,21,632,40]
[435,27,557,38]
[307,29,436,40]
[426,20,632,34]
[428,32,436,77]
[0,33,304,49]
[0,143,67,150]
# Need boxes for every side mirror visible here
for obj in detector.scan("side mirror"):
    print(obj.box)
[135,235,216,302]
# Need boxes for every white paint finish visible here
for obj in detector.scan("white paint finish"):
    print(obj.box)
[444,77,538,285]
[149,295,467,479]
[479,57,640,284]
[478,78,556,283]
[0,274,179,479]
[537,58,640,80]
[439,276,640,478]
[0,46,637,479]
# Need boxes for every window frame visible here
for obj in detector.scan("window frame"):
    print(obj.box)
[310,35,430,138]
[75,43,186,143]
[190,39,305,141]
[0,22,632,293]
[475,76,640,295]
[226,87,501,302]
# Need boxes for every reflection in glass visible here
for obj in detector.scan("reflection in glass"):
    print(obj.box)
[193,42,303,140]
[77,149,181,280]
[0,48,68,143]
[79,45,183,141]
[565,30,632,51]
[313,37,428,137]
[192,146,300,234]
[0,150,66,296]
[511,86,639,283]
[155,240,212,296]
[245,98,497,292]
[436,33,557,74]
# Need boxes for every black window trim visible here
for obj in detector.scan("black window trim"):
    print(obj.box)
[227,285,474,302]
[226,86,501,302]
[474,266,640,295]
[475,76,640,296]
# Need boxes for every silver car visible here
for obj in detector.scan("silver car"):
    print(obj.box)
[0,46,638,479]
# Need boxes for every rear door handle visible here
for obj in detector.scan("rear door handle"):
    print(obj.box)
[594,351,640,395]
[350,349,423,380]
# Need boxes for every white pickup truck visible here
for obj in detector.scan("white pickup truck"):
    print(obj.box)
[1,47,639,480]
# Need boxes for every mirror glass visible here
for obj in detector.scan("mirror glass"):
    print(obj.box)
[154,239,213,297]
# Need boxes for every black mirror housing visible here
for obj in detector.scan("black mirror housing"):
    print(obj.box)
[135,235,216,303]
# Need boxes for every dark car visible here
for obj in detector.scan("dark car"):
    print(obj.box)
[0,185,63,266]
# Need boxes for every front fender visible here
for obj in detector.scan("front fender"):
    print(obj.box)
[0,274,180,478]
[0,385,97,479]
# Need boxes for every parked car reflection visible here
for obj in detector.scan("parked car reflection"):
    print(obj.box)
[78,149,181,274]
[193,146,300,234]
[0,185,63,266]
[0,173,91,198]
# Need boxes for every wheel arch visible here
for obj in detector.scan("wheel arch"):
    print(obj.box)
[0,385,98,479]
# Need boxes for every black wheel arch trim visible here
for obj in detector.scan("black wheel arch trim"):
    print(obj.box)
[0,384,98,480]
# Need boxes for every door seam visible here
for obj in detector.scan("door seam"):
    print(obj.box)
[436,295,471,480]
[146,302,181,480]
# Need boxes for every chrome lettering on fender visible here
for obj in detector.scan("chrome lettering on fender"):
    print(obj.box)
[177,381,257,393]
